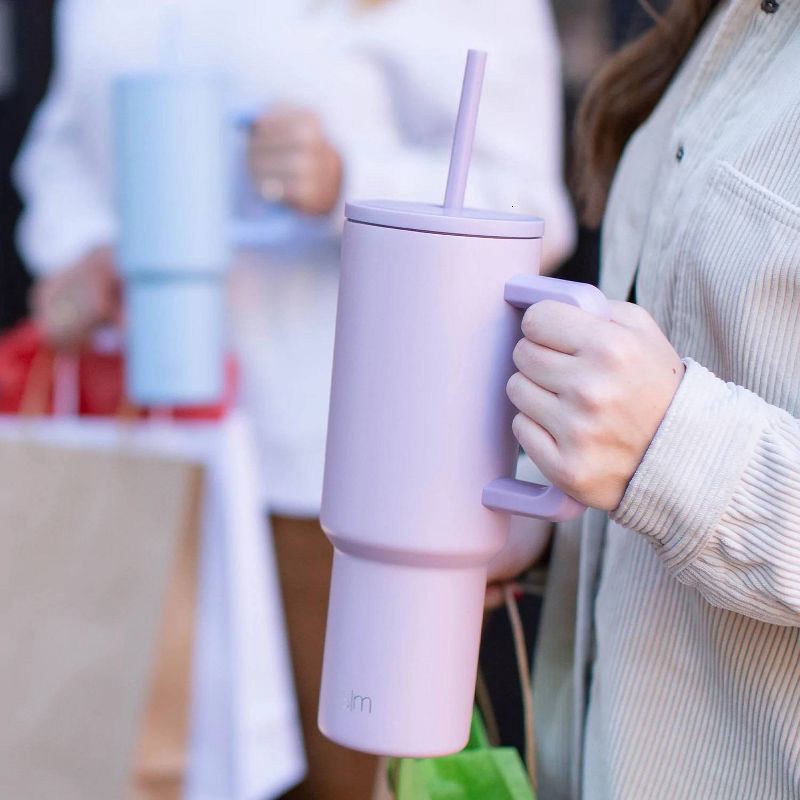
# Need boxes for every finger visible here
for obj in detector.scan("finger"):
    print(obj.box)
[511,412,562,484]
[249,150,314,181]
[521,300,604,354]
[506,373,562,440]
[512,337,576,394]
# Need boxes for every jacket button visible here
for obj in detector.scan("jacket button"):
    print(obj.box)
[675,144,685,162]
[761,0,779,12]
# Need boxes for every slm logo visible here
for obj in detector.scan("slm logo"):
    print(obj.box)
[345,690,373,714]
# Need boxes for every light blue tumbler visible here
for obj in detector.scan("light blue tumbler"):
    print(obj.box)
[114,74,229,406]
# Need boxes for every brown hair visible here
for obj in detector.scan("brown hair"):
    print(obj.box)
[574,0,719,227]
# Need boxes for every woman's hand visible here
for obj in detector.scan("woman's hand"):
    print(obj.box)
[31,246,121,351]
[248,105,343,216]
[507,300,684,511]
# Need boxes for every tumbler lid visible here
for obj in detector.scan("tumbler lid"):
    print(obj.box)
[345,199,544,239]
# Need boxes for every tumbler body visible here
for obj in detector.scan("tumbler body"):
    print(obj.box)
[319,210,542,756]
[114,74,229,405]
[124,278,225,406]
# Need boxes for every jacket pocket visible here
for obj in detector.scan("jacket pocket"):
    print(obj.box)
[669,160,800,414]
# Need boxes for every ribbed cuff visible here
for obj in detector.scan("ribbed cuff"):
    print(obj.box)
[611,359,767,574]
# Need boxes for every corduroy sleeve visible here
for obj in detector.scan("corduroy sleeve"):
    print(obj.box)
[612,358,800,626]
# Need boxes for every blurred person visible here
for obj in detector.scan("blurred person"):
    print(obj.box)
[14,1,575,798]
[488,0,800,798]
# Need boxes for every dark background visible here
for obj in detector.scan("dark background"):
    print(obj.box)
[0,0,54,331]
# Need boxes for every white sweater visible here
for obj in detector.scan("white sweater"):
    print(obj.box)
[13,0,574,515]
[534,2,800,798]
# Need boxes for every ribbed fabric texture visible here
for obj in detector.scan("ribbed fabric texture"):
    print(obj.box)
[615,359,800,623]
[535,2,800,798]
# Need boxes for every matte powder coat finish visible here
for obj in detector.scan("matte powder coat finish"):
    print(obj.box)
[319,218,537,757]
[318,206,608,756]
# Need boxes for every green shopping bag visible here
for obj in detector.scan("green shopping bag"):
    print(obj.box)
[391,709,535,800]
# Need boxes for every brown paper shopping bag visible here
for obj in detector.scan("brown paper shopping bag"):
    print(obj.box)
[132,447,202,800]
[0,435,203,800]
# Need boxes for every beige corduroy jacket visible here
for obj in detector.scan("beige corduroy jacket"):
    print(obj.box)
[533,3,800,799]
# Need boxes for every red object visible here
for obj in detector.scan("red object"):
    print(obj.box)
[0,321,236,419]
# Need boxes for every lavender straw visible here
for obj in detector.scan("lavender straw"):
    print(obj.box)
[443,50,487,211]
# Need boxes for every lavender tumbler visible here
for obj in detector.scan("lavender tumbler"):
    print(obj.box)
[318,49,609,757]
[318,200,609,757]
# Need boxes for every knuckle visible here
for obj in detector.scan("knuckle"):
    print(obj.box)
[573,379,607,412]
[592,331,630,367]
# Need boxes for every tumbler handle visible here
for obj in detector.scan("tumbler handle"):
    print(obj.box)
[481,274,611,522]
